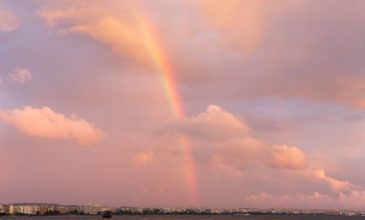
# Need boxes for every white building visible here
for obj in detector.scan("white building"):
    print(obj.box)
[8,205,14,214]
[82,204,103,215]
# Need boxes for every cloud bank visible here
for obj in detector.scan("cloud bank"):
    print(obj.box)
[172,105,361,201]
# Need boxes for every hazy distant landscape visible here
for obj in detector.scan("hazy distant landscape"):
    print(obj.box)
[2,216,365,220]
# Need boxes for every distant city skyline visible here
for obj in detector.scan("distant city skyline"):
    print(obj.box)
[2,202,365,216]
[1,0,365,210]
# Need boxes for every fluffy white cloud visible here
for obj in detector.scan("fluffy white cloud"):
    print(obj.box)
[8,68,32,84]
[0,106,103,145]
[0,6,18,32]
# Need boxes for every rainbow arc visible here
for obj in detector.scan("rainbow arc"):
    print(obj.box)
[135,9,198,205]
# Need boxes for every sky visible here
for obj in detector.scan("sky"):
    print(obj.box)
[2,0,365,209]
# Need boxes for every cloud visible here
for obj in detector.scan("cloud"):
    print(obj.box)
[0,106,103,145]
[171,105,359,200]
[309,169,354,192]
[172,105,249,141]
[337,190,365,209]
[196,0,282,53]
[244,192,333,209]
[4,1,365,208]
[0,6,18,32]
[211,137,267,170]
[35,1,365,110]
[244,190,365,210]
[269,145,307,170]
[169,105,265,169]
[171,105,308,171]
[8,68,32,84]
[132,152,154,166]
[189,1,365,109]
[37,2,148,61]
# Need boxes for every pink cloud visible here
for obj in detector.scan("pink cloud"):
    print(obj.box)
[269,145,307,170]
[37,2,148,61]
[36,1,365,110]
[0,106,103,145]
[172,105,249,141]
[132,152,154,166]
[176,106,360,200]
[338,191,365,209]
[171,105,310,172]
[244,190,365,210]
[8,68,32,84]
[244,192,336,209]
[3,1,365,208]
[309,169,354,192]
[169,105,266,170]
[211,137,267,170]
[0,6,18,32]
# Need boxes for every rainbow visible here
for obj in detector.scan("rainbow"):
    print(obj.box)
[135,11,198,205]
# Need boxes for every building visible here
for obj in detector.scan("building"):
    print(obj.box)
[8,205,14,215]
[56,206,69,214]
[82,204,103,215]
[0,205,8,214]
[16,205,40,215]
